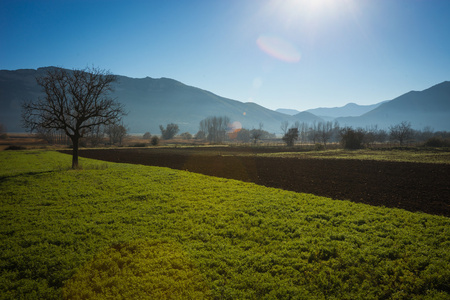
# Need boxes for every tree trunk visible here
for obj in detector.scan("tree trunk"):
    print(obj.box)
[72,136,79,169]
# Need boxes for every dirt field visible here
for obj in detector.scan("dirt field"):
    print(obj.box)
[65,147,450,217]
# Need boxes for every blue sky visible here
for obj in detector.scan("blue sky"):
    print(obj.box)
[1,0,449,111]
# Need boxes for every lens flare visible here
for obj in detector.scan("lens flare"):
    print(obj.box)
[256,35,301,63]
[228,121,243,139]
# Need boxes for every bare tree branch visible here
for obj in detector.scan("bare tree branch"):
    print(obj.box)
[22,66,126,168]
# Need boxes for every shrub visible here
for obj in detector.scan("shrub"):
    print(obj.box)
[5,145,26,150]
[151,136,160,146]
[423,137,450,147]
[143,132,151,140]
[159,123,179,140]
[180,132,193,140]
[132,143,147,147]
[340,127,365,149]
[314,143,325,151]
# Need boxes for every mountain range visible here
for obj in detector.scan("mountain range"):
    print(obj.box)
[276,102,386,119]
[0,67,449,135]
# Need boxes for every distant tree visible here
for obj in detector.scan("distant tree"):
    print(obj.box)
[375,129,388,143]
[143,132,152,140]
[340,127,365,149]
[250,123,264,144]
[318,121,334,147]
[199,116,230,143]
[308,121,319,144]
[282,127,299,146]
[363,125,379,147]
[416,126,434,142]
[280,121,289,136]
[36,128,68,145]
[195,130,206,140]
[236,128,251,143]
[423,136,450,147]
[180,132,192,140]
[159,123,179,140]
[21,67,125,168]
[389,121,413,146]
[105,124,127,145]
[151,136,160,146]
[298,122,309,144]
[85,124,104,147]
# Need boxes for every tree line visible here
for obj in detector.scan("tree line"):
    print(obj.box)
[280,120,450,149]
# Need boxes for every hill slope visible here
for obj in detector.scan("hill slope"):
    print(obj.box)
[337,81,450,130]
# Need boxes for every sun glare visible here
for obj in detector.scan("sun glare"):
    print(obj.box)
[269,0,350,23]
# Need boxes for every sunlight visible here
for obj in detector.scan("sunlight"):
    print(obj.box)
[286,0,344,15]
[265,0,353,26]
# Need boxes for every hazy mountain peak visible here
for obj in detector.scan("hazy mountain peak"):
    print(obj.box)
[275,108,301,116]
[305,102,385,118]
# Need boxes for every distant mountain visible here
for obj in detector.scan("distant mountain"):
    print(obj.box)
[292,111,324,123]
[337,81,450,130]
[2,68,448,134]
[0,67,318,135]
[305,102,386,119]
[275,108,301,116]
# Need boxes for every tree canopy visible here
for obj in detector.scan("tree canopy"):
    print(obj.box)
[22,66,125,168]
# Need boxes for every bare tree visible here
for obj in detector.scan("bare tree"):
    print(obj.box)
[199,116,230,143]
[105,124,127,145]
[299,122,309,144]
[22,67,125,168]
[318,121,334,147]
[308,121,319,144]
[84,124,104,147]
[280,121,289,136]
[389,121,413,146]
[250,122,264,144]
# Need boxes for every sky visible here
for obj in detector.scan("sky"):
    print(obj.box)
[1,0,450,111]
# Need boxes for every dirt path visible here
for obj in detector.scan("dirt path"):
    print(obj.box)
[65,148,450,217]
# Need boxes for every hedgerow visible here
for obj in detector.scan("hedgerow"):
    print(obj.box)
[0,151,449,299]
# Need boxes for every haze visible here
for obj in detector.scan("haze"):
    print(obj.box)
[1,0,449,111]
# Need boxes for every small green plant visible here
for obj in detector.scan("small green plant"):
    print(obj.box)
[63,240,210,299]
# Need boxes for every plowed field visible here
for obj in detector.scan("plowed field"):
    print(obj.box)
[66,148,450,217]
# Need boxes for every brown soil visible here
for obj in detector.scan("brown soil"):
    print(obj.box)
[65,147,450,217]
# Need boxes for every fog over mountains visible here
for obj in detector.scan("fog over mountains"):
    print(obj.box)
[1,67,449,135]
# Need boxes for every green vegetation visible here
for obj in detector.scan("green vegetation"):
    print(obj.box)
[257,148,450,164]
[1,151,449,299]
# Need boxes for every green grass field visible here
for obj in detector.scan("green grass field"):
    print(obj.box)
[1,150,449,299]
